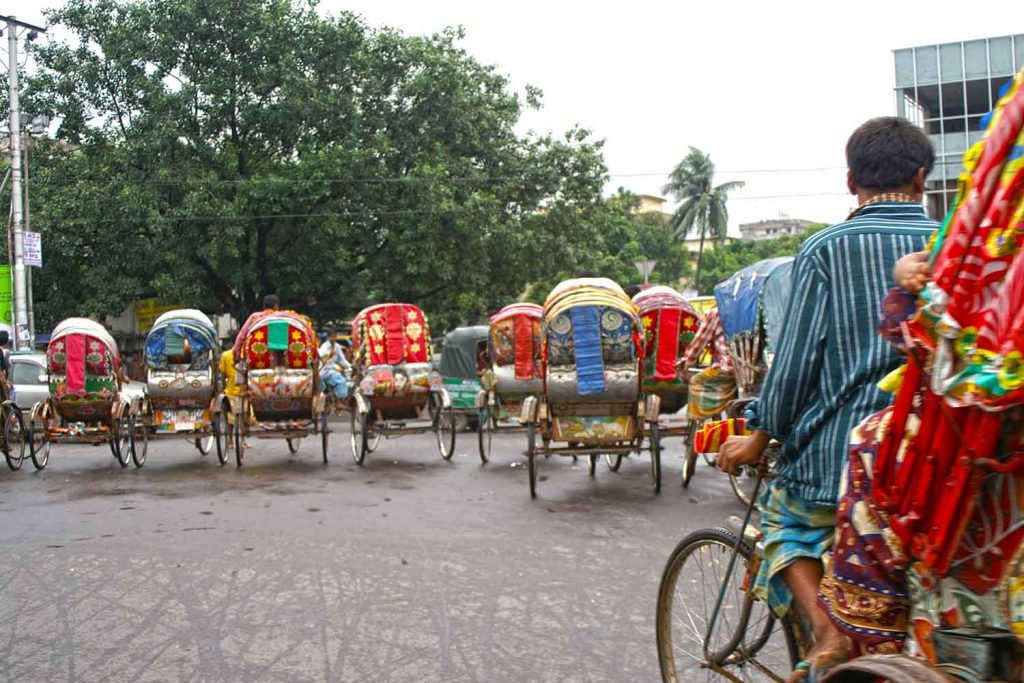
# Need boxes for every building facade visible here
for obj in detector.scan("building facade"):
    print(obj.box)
[738,218,818,242]
[894,34,1023,218]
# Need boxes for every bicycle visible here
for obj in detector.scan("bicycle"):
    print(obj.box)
[1,398,27,471]
[656,455,811,682]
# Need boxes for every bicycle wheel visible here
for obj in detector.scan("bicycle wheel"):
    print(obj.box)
[29,403,50,470]
[656,527,787,682]
[605,454,624,471]
[477,406,492,464]
[195,435,214,456]
[682,422,699,488]
[214,404,229,466]
[649,422,662,494]
[114,407,131,468]
[436,404,456,461]
[350,407,368,465]
[3,404,26,471]
[320,412,329,464]
[129,414,148,468]
[526,421,537,499]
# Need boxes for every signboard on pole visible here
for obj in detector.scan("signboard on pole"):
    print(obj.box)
[134,298,181,333]
[23,232,41,267]
[0,265,10,325]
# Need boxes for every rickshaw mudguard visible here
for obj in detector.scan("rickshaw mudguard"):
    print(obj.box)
[822,655,956,683]
[352,393,370,416]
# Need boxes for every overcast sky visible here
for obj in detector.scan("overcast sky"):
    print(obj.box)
[17,0,1023,233]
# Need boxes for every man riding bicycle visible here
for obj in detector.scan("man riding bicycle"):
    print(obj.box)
[717,117,937,681]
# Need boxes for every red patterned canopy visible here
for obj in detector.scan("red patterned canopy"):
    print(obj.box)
[352,304,431,368]
[239,311,317,370]
[489,303,543,380]
[633,287,700,381]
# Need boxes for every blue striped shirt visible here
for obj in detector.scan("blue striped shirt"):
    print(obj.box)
[746,202,936,506]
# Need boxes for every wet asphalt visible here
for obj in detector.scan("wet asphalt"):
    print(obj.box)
[0,417,751,682]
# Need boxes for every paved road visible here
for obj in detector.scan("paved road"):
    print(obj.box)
[0,419,761,682]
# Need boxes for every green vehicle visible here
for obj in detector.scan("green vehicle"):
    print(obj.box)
[439,326,489,431]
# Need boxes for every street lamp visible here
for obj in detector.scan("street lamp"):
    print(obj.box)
[633,259,658,287]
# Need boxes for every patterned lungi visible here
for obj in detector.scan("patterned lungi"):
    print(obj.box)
[686,365,737,418]
[754,482,837,617]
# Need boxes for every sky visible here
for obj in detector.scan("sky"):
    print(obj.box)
[14,0,1024,234]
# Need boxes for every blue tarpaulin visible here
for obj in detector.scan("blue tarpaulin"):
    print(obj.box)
[570,306,606,395]
[761,260,794,353]
[714,257,794,340]
[145,315,218,368]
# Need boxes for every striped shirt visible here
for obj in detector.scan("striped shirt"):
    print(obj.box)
[746,202,936,506]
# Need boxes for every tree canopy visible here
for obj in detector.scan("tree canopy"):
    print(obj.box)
[694,225,827,295]
[22,0,677,332]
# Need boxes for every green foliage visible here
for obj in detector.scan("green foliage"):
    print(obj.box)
[662,147,743,289]
[695,224,827,294]
[23,0,628,332]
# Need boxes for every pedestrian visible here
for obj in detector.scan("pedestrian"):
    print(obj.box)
[716,116,937,682]
[317,329,352,401]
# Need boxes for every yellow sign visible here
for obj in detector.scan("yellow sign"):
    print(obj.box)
[135,298,181,333]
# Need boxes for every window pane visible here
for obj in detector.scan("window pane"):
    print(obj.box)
[916,46,939,84]
[965,40,988,78]
[940,43,963,80]
[940,81,965,117]
[11,362,42,385]
[943,130,967,154]
[989,37,1013,74]
[1015,35,1023,71]
[895,49,915,87]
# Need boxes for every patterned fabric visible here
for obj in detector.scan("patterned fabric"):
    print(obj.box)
[681,308,733,372]
[753,482,838,616]
[352,304,431,370]
[745,203,935,505]
[489,303,543,380]
[686,365,736,418]
[569,306,605,395]
[878,287,919,350]
[818,406,912,650]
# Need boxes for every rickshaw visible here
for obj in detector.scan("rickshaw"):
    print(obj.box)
[1,362,27,471]
[439,326,489,432]
[625,286,701,473]
[136,309,229,466]
[232,310,328,466]
[476,302,543,464]
[684,257,794,503]
[520,277,662,497]
[348,303,455,464]
[27,317,139,470]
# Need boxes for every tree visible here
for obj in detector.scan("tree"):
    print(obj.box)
[695,224,827,294]
[661,148,743,291]
[22,0,615,332]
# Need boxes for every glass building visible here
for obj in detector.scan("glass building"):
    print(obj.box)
[894,35,1023,218]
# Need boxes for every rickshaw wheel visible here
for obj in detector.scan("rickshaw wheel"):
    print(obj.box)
[350,407,368,465]
[526,421,537,499]
[682,423,699,488]
[233,411,244,467]
[129,413,148,468]
[3,403,26,471]
[649,422,662,494]
[29,403,50,470]
[320,412,329,464]
[588,454,598,477]
[605,454,624,471]
[436,404,456,461]
[286,438,300,454]
[214,402,230,466]
[477,406,492,464]
[114,406,132,468]
[195,435,214,456]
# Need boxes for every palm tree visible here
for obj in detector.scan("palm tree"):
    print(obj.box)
[662,148,744,292]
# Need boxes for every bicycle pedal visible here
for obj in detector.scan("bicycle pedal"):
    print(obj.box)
[726,515,763,544]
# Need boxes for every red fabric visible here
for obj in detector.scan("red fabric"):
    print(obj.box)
[66,334,86,394]
[513,314,534,380]
[385,306,405,365]
[654,309,681,380]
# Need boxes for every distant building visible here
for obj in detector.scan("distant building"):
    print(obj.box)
[738,218,818,242]
[636,194,669,216]
[894,34,1024,218]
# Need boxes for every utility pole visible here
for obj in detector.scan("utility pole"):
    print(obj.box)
[3,14,46,350]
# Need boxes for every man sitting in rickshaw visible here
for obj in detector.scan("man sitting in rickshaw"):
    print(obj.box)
[717,117,936,682]
[679,307,736,419]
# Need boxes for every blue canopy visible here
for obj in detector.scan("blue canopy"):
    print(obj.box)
[145,310,218,368]
[714,257,794,340]
[761,260,794,353]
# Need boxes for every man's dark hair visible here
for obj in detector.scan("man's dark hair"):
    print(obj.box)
[0,331,10,346]
[263,294,280,309]
[846,117,934,191]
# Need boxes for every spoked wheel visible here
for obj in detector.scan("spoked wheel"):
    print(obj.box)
[434,396,456,461]
[320,412,329,464]
[730,465,761,508]
[682,422,699,488]
[605,453,624,471]
[477,405,492,464]
[195,435,214,456]
[214,403,230,466]
[350,407,369,465]
[129,413,148,468]
[649,422,662,494]
[366,425,381,453]
[588,454,598,476]
[526,421,537,499]
[234,408,244,467]
[3,404,26,471]
[656,527,789,682]
[28,403,50,470]
[286,438,300,454]
[114,405,132,468]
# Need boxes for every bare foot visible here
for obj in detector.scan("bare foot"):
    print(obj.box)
[787,628,850,682]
